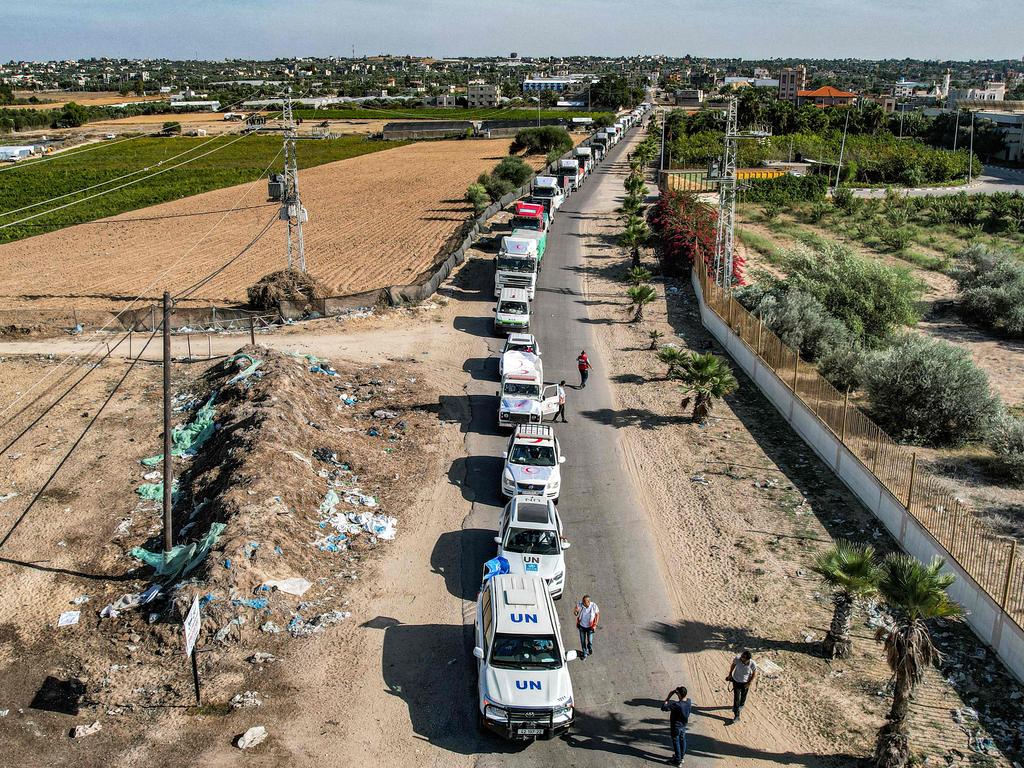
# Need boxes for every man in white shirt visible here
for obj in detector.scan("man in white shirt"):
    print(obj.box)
[727,650,756,722]
[574,594,599,659]
[552,380,567,423]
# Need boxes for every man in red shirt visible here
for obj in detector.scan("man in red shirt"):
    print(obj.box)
[577,350,592,389]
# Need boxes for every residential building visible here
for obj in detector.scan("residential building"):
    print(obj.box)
[522,77,580,93]
[949,82,1006,107]
[893,79,931,99]
[864,94,896,112]
[797,86,857,107]
[778,66,807,103]
[675,89,704,107]
[724,76,779,89]
[430,94,458,107]
[468,82,500,108]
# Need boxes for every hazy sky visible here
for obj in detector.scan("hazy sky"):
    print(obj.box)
[7,0,1022,61]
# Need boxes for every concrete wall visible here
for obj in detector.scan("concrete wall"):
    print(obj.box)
[690,270,1024,684]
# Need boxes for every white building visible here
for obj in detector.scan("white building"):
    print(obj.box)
[523,77,580,93]
[949,82,1006,107]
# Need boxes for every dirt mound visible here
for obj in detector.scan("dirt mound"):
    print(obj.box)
[246,269,326,310]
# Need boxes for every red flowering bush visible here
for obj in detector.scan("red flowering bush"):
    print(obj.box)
[648,188,744,284]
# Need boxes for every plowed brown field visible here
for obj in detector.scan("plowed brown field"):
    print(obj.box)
[0,138,543,310]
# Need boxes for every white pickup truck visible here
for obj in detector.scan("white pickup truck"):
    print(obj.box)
[499,333,541,378]
[495,495,569,598]
[497,366,559,429]
[474,573,576,740]
[495,237,539,298]
[501,423,565,502]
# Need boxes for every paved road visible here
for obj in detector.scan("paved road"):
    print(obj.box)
[453,128,708,767]
[853,163,1024,198]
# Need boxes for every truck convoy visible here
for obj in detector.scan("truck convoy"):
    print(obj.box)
[478,109,648,742]
[495,237,540,298]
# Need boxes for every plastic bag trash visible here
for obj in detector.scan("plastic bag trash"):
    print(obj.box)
[759,658,783,678]
[341,396,357,406]
[367,427,380,437]
[690,474,710,485]
[229,691,263,709]
[143,470,162,482]
[58,611,80,627]
[260,621,283,634]
[235,725,268,749]
[248,652,277,664]
[215,616,246,644]
[262,578,312,597]
[309,364,338,377]
[319,489,340,515]
[314,611,351,627]
[227,354,263,386]
[343,491,377,509]
[70,324,84,335]
[135,482,164,501]
[141,392,218,466]
[71,595,90,605]
[373,409,398,419]
[483,556,510,582]
[130,523,226,581]
[0,492,19,502]
[232,598,269,610]
[71,721,102,738]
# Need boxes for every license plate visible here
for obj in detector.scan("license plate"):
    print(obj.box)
[517,728,543,736]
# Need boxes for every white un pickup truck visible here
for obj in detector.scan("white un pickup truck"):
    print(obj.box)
[495,495,569,598]
[501,423,565,502]
[474,573,576,740]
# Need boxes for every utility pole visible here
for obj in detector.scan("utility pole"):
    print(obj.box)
[952,109,960,151]
[968,110,975,184]
[281,88,308,272]
[834,109,850,194]
[659,113,666,172]
[162,291,173,557]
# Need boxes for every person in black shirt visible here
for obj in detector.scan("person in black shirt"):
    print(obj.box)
[661,685,692,765]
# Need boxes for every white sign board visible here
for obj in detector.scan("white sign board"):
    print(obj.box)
[183,595,201,657]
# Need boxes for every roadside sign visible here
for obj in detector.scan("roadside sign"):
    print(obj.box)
[183,594,200,657]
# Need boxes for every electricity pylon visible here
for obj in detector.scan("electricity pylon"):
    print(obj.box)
[280,88,308,272]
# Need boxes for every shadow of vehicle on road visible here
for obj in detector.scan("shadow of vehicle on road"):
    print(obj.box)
[454,315,497,339]
[431,528,497,600]
[447,455,505,505]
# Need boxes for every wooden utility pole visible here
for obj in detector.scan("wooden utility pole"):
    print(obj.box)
[162,292,174,555]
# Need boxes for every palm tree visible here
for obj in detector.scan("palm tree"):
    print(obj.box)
[811,541,882,659]
[626,284,657,322]
[625,266,652,285]
[620,214,650,268]
[625,172,648,200]
[874,554,963,768]
[677,352,738,423]
[621,192,645,217]
[656,345,687,377]
[648,329,664,349]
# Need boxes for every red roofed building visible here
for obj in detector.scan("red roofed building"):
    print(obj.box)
[797,86,857,107]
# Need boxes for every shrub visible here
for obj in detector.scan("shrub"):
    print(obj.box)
[647,188,722,280]
[625,266,653,285]
[465,183,489,216]
[761,202,783,221]
[832,186,855,213]
[162,121,182,135]
[477,172,515,202]
[780,242,923,345]
[879,227,913,251]
[741,288,852,362]
[952,244,1024,337]
[989,414,1024,483]
[509,125,573,157]
[818,343,867,392]
[742,174,828,204]
[491,155,533,187]
[805,201,831,223]
[858,334,1000,447]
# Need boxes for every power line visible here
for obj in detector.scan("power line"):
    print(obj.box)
[173,213,278,300]
[0,326,159,551]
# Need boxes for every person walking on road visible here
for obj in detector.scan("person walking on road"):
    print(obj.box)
[577,350,592,389]
[552,380,568,423]
[574,595,599,659]
[727,650,757,722]
[661,686,692,765]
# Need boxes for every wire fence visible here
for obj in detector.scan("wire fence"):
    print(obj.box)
[693,257,1024,631]
[662,168,787,193]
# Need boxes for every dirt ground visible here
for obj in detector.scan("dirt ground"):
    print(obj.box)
[0,138,546,312]
[577,189,1024,764]
[11,91,169,110]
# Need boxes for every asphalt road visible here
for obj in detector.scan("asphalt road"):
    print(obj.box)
[450,127,710,767]
[853,163,1024,197]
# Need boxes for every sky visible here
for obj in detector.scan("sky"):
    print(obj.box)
[7,0,1022,62]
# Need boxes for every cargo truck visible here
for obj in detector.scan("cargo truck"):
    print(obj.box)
[495,237,540,298]
[530,176,564,213]
[573,147,593,176]
[556,159,582,194]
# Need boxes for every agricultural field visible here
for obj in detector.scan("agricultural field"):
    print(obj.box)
[293,106,614,122]
[10,89,168,110]
[0,138,545,311]
[0,134,408,244]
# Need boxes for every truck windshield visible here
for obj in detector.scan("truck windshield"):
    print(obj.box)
[503,382,541,397]
[498,301,528,315]
[497,257,535,273]
[511,216,541,231]
[490,633,561,669]
[531,187,555,198]
[504,527,560,555]
[509,444,556,466]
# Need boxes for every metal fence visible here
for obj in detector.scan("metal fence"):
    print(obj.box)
[693,257,1024,631]
[662,168,787,194]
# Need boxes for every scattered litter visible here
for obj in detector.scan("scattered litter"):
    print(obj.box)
[234,725,268,749]
[288,611,351,637]
[58,611,80,627]
[803,633,816,643]
[0,709,8,717]
[373,409,398,419]
[215,616,246,643]
[142,470,162,482]
[367,427,380,437]
[248,652,277,664]
[319,489,341,515]
[261,578,312,597]
[0,492,19,502]
[71,595,90,605]
[954,707,980,724]
[343,491,377,509]
[324,511,396,541]
[227,354,264,386]
[690,473,710,485]
[314,610,350,627]
[229,691,263,710]
[341,396,357,406]
[71,721,102,738]
[141,392,218,466]
[232,598,269,610]
[260,621,283,634]
[310,363,338,377]
[130,523,225,581]
[288,451,312,466]
[759,658,783,678]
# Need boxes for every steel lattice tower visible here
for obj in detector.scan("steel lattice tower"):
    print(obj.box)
[281,89,307,272]
[713,98,739,289]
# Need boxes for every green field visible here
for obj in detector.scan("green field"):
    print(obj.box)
[294,106,614,123]
[0,134,407,245]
